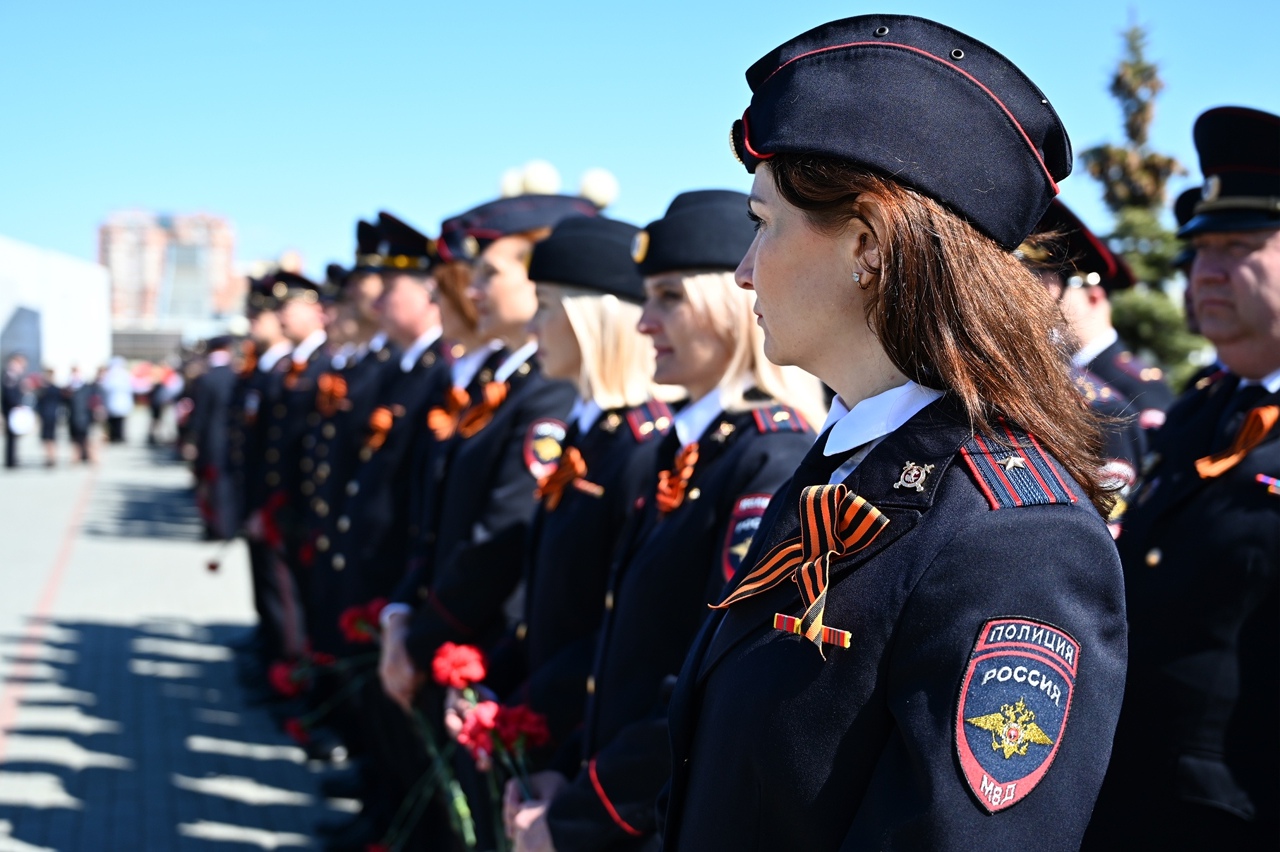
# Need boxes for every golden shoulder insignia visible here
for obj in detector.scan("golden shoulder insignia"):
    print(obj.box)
[893,460,935,492]
[631,230,650,264]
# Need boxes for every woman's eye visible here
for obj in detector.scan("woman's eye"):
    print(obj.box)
[747,211,764,232]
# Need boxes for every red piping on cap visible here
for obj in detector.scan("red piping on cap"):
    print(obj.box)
[757,40,1059,194]
[740,110,773,161]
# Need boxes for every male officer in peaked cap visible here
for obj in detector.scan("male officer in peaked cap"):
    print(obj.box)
[1087,105,1280,849]
[1029,200,1174,428]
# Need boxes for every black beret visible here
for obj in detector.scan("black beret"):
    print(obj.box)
[1025,199,1134,292]
[731,14,1072,250]
[375,212,435,272]
[271,271,324,303]
[528,217,645,302]
[1179,106,1280,237]
[634,190,754,276]
[461,194,598,250]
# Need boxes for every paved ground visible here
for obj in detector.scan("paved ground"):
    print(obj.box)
[0,415,347,851]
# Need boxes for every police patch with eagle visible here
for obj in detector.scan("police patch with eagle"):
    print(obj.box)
[955,617,1078,812]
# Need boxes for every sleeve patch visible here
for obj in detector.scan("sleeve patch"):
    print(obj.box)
[959,426,1077,510]
[955,617,1078,813]
[751,404,809,434]
[524,419,567,480]
[625,400,674,442]
[721,494,770,582]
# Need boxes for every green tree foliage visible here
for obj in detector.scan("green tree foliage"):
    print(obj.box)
[1082,24,1208,386]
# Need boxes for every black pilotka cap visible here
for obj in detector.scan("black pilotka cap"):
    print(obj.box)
[460,194,598,252]
[1023,199,1135,292]
[634,190,755,276]
[731,15,1073,250]
[1179,106,1280,237]
[528,217,645,302]
[376,212,435,271]
[435,215,475,265]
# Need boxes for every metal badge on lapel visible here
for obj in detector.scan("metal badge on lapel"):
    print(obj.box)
[893,461,935,492]
[956,617,1078,813]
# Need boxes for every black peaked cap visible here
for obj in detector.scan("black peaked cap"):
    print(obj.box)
[1172,188,1201,270]
[271,271,323,302]
[353,219,383,270]
[731,14,1072,250]
[1180,106,1280,237]
[528,217,645,302]
[376,212,435,271]
[245,276,279,314]
[635,190,754,276]
[1029,199,1135,292]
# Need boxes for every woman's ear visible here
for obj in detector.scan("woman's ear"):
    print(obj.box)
[848,198,884,279]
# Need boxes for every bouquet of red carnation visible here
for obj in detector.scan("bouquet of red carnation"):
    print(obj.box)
[338,598,387,644]
[268,660,308,698]
[283,717,310,745]
[458,700,550,804]
[431,642,488,691]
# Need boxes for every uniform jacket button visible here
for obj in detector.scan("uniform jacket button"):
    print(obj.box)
[1145,548,1162,567]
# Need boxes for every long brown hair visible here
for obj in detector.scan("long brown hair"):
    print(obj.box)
[769,154,1112,514]
[433,260,478,330]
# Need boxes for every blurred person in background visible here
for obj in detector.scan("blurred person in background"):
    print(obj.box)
[66,365,98,464]
[101,356,134,443]
[35,367,64,467]
[3,352,29,468]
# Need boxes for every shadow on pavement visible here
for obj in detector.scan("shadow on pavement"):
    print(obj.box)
[0,619,344,851]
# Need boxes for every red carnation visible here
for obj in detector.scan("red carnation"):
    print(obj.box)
[311,652,337,667]
[495,704,550,752]
[338,602,380,644]
[431,642,488,690]
[284,717,310,745]
[457,700,500,760]
[268,661,305,698]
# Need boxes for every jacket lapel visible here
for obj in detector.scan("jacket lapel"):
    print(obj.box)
[695,398,974,683]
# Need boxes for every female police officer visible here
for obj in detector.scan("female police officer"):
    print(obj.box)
[660,15,1127,851]
[508,190,824,851]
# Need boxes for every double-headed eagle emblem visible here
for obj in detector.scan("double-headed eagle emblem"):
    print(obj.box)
[965,697,1054,759]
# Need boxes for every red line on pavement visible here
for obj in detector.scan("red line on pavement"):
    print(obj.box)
[0,468,98,761]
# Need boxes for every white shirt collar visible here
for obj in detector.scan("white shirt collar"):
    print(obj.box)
[1072,326,1118,368]
[292,329,327,364]
[452,341,503,389]
[569,398,603,435]
[400,327,443,372]
[674,385,738,448]
[207,351,232,368]
[820,380,943,483]
[1240,367,1280,394]
[257,341,293,373]
[495,340,539,383]
[369,331,388,353]
[330,342,356,370]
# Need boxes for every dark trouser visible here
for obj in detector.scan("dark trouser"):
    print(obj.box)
[107,416,125,443]
[247,538,295,663]
[4,424,16,467]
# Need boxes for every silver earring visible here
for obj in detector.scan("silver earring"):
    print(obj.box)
[852,272,862,284]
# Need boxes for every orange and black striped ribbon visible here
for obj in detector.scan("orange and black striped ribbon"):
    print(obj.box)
[315,373,348,418]
[283,359,306,390]
[1196,405,1279,478]
[534,446,603,510]
[365,406,394,451]
[711,484,888,655]
[457,382,508,438]
[426,386,471,440]
[655,442,700,515]
[238,341,258,377]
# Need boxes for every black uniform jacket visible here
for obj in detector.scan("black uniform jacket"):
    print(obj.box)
[232,354,291,524]
[493,401,674,750]
[662,396,1128,852]
[1090,374,1279,846]
[258,343,330,549]
[302,344,397,652]
[317,338,450,606]
[1086,337,1175,425]
[401,352,576,668]
[546,402,813,852]
[189,363,238,538]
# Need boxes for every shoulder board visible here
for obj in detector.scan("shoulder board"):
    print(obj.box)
[751,404,810,434]
[625,400,674,442]
[959,425,1079,511]
[1073,369,1126,408]
[1193,367,1229,392]
[1112,350,1164,384]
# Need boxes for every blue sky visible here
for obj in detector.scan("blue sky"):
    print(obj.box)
[2,1,1276,279]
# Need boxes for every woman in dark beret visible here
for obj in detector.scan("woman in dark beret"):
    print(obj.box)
[660,15,1127,851]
